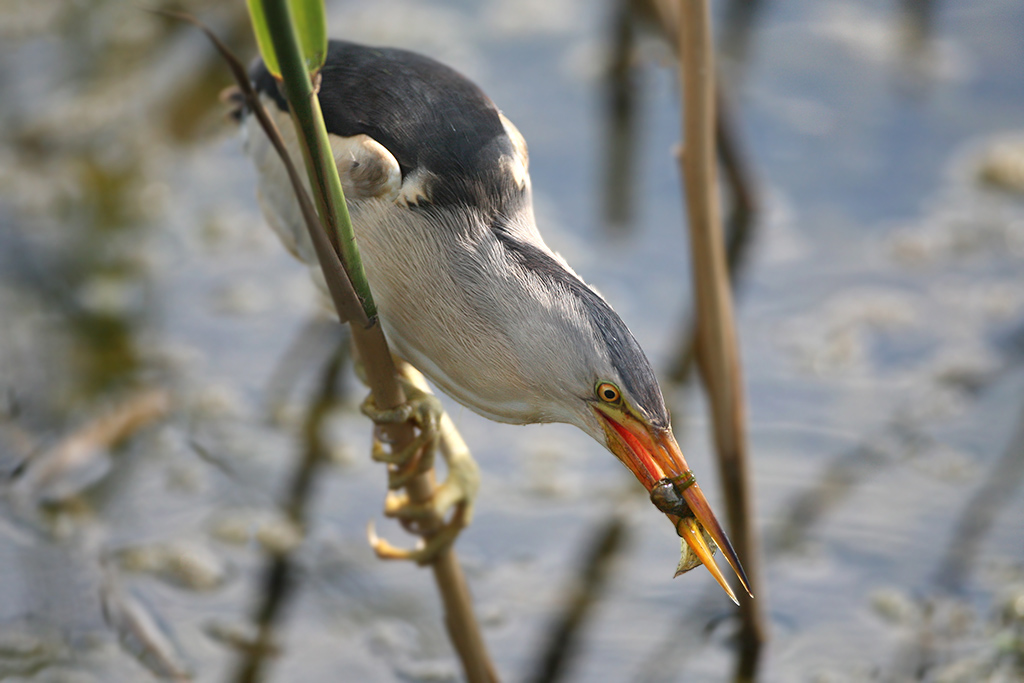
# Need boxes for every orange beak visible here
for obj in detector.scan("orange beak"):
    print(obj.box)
[595,407,752,603]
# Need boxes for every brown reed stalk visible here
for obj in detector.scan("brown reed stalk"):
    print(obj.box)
[667,85,760,386]
[349,327,498,683]
[653,0,768,678]
[159,11,499,682]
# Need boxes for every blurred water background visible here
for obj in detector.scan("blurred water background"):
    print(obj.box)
[1,0,1023,681]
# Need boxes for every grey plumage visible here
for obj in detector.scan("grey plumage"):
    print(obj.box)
[245,40,669,438]
[252,41,526,211]
[242,40,749,599]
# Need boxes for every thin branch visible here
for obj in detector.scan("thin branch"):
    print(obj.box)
[256,0,376,319]
[602,0,640,231]
[666,85,759,385]
[660,0,767,678]
[152,8,368,328]
[166,6,499,680]
[934,400,1024,593]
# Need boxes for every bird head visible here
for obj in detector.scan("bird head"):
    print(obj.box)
[238,37,749,600]
[527,274,749,602]
[485,236,750,602]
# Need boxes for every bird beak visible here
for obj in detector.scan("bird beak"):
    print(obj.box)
[595,407,752,602]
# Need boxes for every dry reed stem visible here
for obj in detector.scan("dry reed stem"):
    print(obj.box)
[667,86,759,385]
[60,389,171,457]
[168,13,498,681]
[250,19,496,680]
[17,389,170,493]
[655,0,767,676]
[351,325,499,683]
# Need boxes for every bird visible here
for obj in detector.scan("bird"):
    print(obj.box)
[237,39,750,602]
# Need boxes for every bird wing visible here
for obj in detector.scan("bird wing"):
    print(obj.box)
[251,40,529,215]
[328,133,402,202]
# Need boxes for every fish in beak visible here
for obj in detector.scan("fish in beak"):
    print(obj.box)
[594,405,752,604]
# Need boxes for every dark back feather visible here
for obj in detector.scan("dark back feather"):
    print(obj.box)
[250,40,670,431]
[251,40,523,211]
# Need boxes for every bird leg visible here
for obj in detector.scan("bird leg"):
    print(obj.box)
[359,364,480,565]
[361,387,441,489]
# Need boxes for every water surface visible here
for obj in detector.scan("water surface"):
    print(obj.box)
[1,1,1023,681]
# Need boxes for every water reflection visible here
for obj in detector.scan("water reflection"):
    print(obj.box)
[1,2,254,679]
[230,338,347,683]
[0,0,1023,681]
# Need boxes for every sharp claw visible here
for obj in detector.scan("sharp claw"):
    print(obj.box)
[367,520,419,560]
[360,372,478,567]
[369,438,401,465]
[383,490,445,524]
[366,510,465,566]
[363,388,441,486]
[383,487,470,524]
[368,424,438,491]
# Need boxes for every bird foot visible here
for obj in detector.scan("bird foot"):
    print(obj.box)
[360,384,442,488]
[367,503,467,566]
[359,370,480,564]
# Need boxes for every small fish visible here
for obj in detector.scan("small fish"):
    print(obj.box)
[674,520,720,577]
[650,477,731,600]
[649,477,692,518]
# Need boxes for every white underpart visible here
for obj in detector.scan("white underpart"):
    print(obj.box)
[243,100,611,435]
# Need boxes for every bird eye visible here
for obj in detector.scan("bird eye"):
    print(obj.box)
[596,382,621,404]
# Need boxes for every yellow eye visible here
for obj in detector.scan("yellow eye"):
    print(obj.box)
[596,382,621,404]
